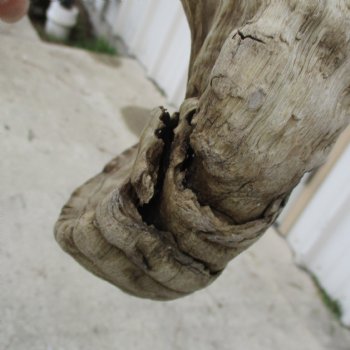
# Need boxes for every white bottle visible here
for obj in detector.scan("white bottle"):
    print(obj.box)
[45,0,79,40]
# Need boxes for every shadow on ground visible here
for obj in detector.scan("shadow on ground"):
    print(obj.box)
[121,105,152,136]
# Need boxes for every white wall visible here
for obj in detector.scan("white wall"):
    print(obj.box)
[288,144,350,326]
[96,0,191,107]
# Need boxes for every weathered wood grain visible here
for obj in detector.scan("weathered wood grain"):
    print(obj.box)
[55,0,350,299]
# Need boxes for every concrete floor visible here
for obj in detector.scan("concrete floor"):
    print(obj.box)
[1,18,350,350]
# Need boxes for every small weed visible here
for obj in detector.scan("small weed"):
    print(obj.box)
[35,26,116,56]
[72,38,116,55]
[69,9,117,55]
[312,275,342,320]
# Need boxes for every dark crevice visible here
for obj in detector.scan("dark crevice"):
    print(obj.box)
[185,109,196,126]
[237,30,266,44]
[181,109,197,187]
[135,109,221,277]
[180,146,195,175]
[137,111,179,228]
[179,109,237,226]
[138,249,151,270]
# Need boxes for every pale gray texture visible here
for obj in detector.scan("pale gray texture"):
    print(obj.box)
[1,19,350,350]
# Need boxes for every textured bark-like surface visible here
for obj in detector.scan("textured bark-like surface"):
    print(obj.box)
[55,0,350,299]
